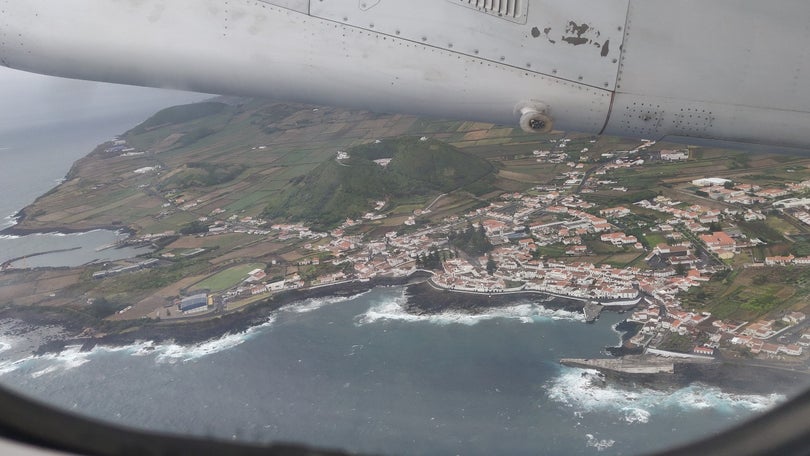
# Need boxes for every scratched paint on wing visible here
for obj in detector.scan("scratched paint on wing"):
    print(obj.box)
[566,21,590,38]
[543,27,556,44]
[561,36,588,45]
[535,20,610,58]
[561,21,596,46]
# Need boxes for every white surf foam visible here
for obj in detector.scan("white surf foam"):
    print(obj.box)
[155,334,251,364]
[0,339,15,354]
[546,367,785,424]
[610,322,627,348]
[356,292,584,326]
[38,345,92,370]
[0,345,96,378]
[0,317,277,377]
[153,316,276,364]
[620,407,651,424]
[585,433,616,452]
[283,290,371,314]
[30,366,59,379]
[0,358,28,375]
[129,340,159,357]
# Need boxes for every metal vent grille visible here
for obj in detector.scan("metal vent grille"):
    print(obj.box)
[450,0,528,23]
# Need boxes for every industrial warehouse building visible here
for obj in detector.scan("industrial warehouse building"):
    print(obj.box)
[179,293,209,313]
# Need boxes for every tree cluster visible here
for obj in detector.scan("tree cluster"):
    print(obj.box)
[791,240,810,257]
[486,255,497,275]
[448,223,493,256]
[179,220,209,235]
[415,248,454,270]
[86,297,126,319]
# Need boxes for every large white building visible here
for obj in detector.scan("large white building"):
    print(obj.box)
[692,177,732,187]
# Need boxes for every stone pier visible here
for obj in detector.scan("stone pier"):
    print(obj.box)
[583,302,603,322]
[560,356,676,374]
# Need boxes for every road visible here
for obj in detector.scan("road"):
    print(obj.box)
[424,193,447,211]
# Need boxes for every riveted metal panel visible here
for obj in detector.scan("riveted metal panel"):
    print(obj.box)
[603,93,810,149]
[616,0,810,112]
[0,0,613,134]
[258,0,309,14]
[310,0,628,90]
[604,97,717,140]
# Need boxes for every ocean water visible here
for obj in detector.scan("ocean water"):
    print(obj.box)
[0,92,206,265]
[0,119,129,225]
[0,288,786,455]
[0,90,794,454]
[0,230,153,268]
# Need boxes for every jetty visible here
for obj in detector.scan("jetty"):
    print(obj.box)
[583,302,603,322]
[561,353,717,375]
[1,246,82,270]
[561,356,676,374]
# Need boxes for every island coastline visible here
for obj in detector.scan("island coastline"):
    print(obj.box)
[3,98,810,405]
[1,276,805,397]
[7,272,592,353]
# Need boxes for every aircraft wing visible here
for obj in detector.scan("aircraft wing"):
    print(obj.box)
[2,0,810,147]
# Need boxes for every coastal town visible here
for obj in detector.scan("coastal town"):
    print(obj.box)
[4,100,810,371]
[84,140,810,364]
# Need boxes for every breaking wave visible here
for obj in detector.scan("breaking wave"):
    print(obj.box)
[152,317,276,364]
[282,290,371,314]
[609,322,627,348]
[585,434,615,452]
[1,213,18,230]
[356,291,585,326]
[0,339,13,354]
[0,288,381,378]
[0,345,93,377]
[154,336,252,364]
[546,367,785,425]
[0,317,277,376]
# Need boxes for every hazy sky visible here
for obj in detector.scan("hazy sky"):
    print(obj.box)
[0,67,210,133]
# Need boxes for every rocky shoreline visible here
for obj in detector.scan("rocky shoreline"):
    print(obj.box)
[1,204,137,236]
[606,320,645,356]
[3,273,432,356]
[403,281,587,315]
[407,283,810,395]
[2,274,808,396]
[0,272,626,361]
[0,271,594,357]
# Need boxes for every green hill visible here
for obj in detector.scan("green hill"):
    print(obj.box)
[158,162,247,190]
[126,102,227,135]
[264,137,494,229]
